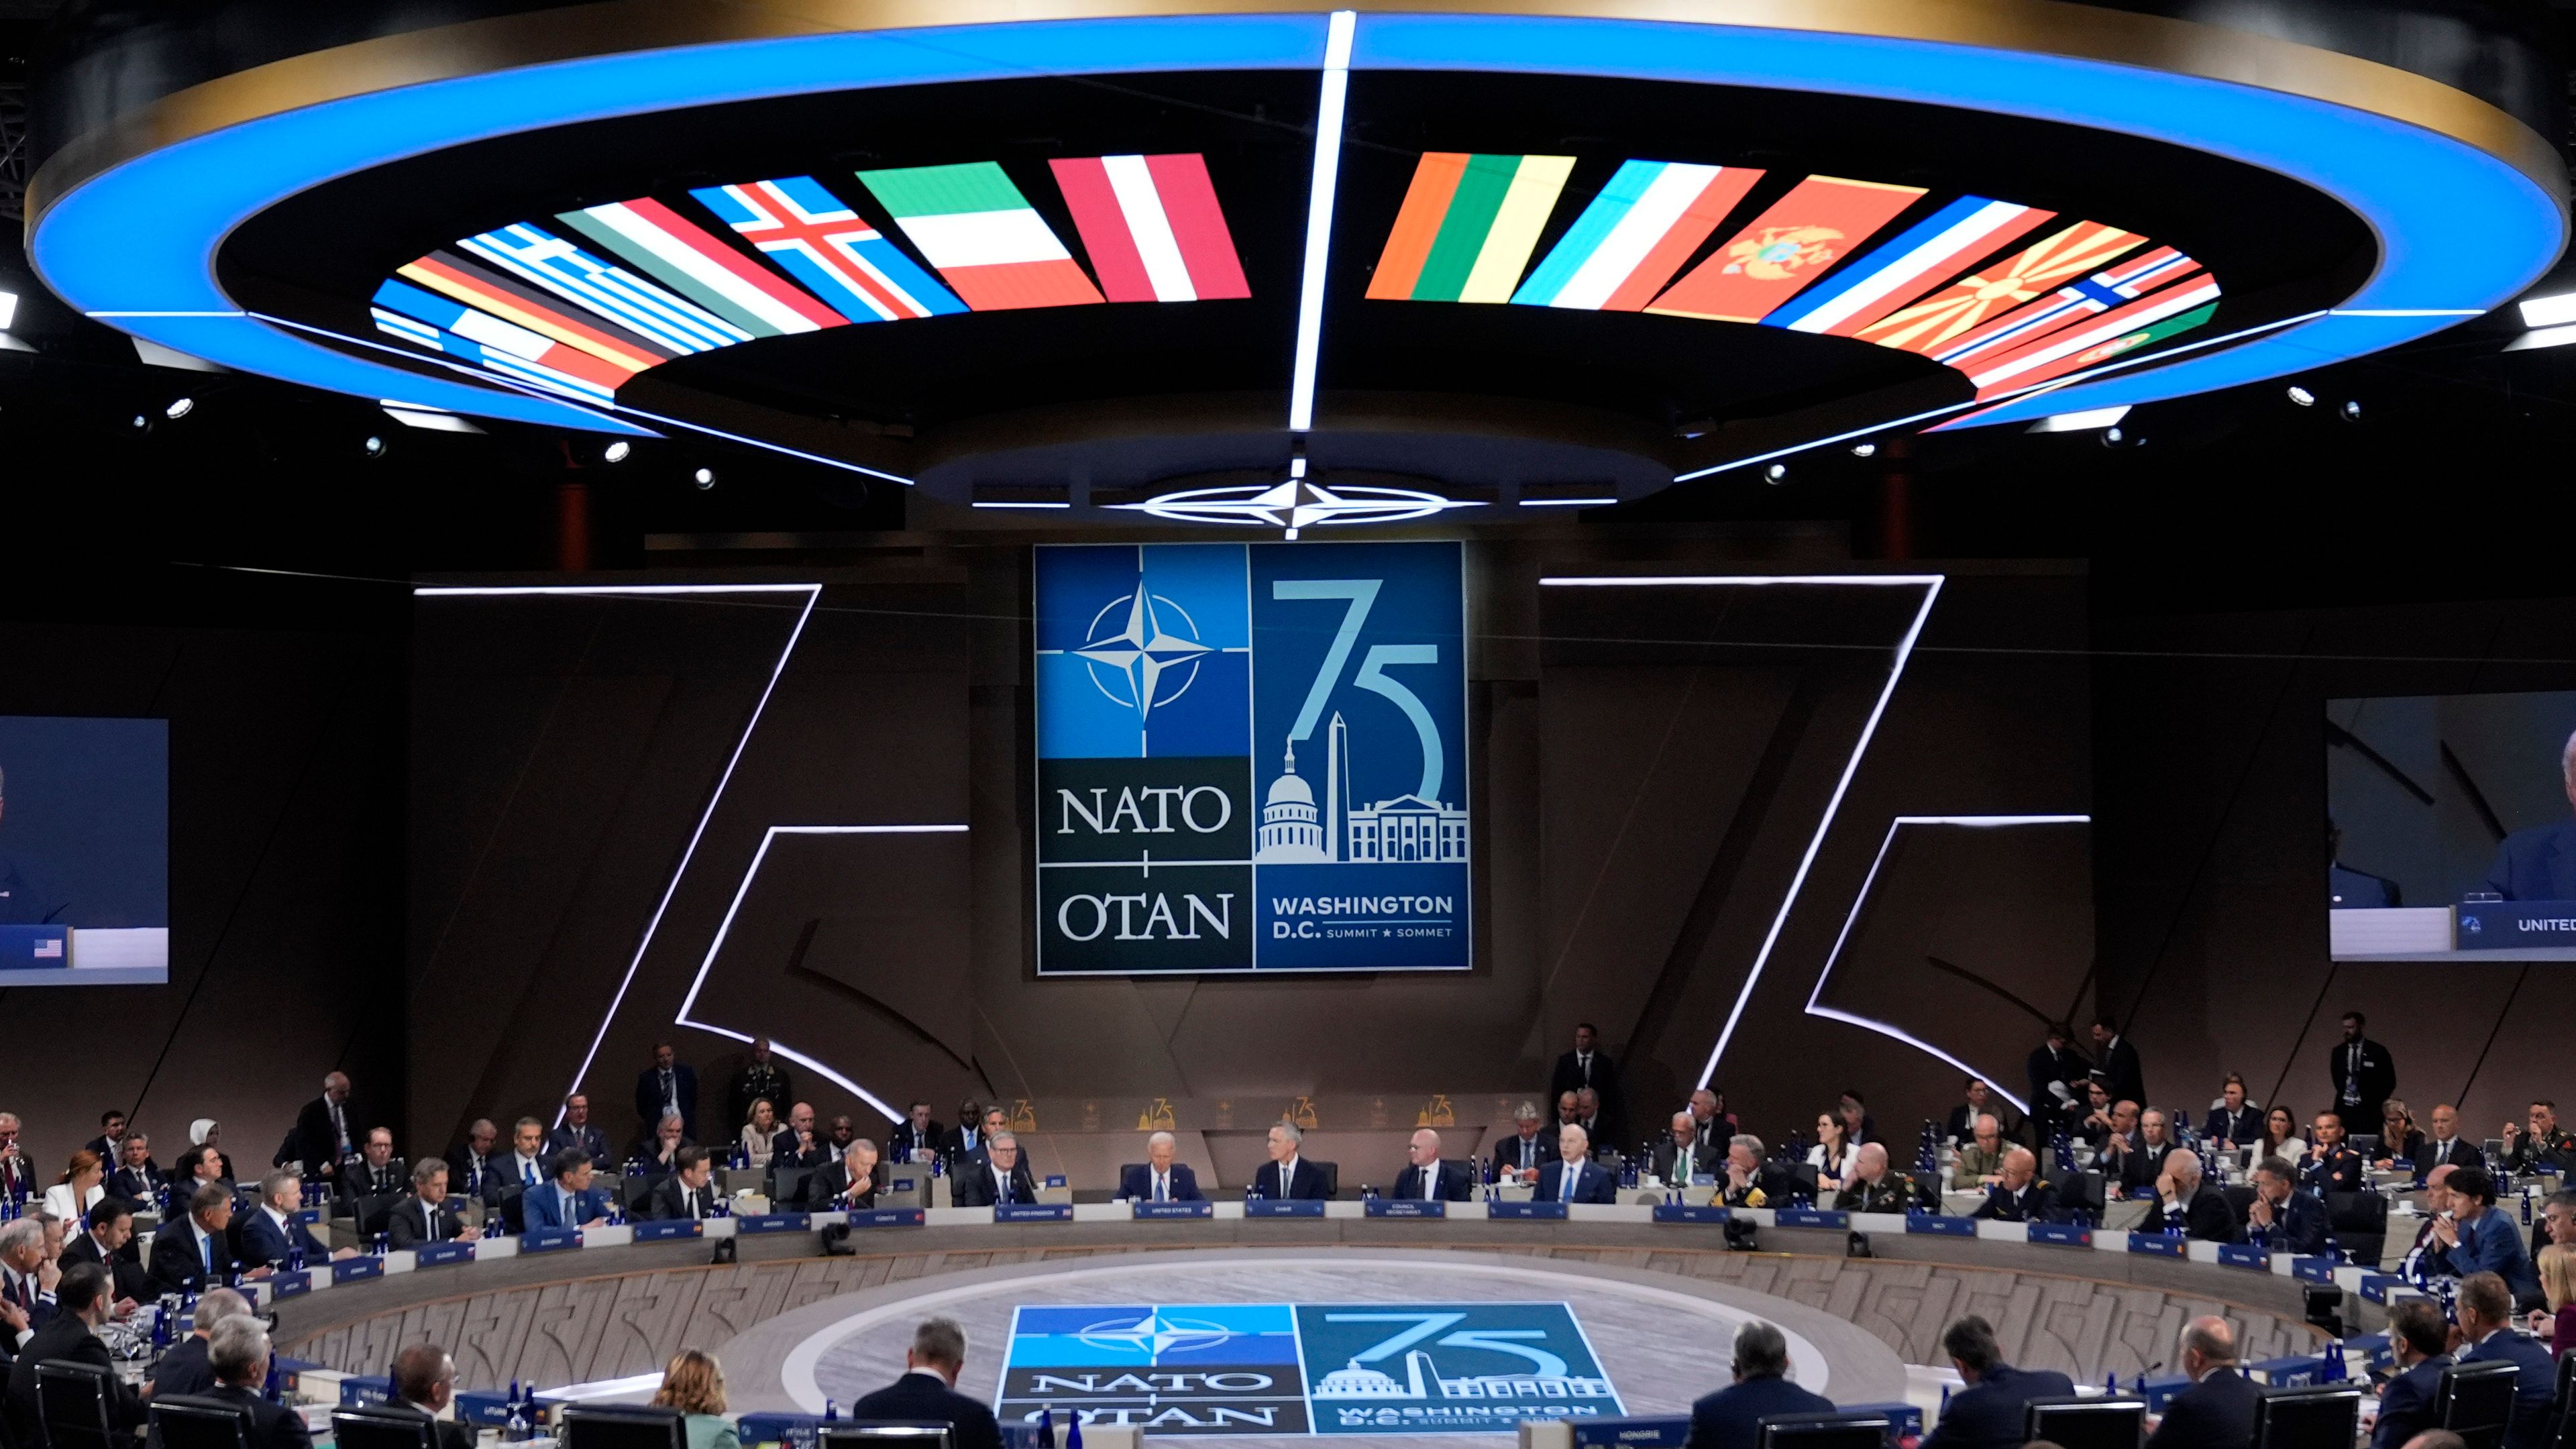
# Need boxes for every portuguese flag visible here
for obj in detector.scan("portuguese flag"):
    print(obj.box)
[1368,152,1575,303]
[857,162,1104,311]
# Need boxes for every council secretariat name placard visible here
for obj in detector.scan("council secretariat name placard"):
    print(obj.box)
[1032,541,1470,974]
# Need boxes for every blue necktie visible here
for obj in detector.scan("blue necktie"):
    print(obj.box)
[199,1233,212,1273]
[523,1160,537,1186]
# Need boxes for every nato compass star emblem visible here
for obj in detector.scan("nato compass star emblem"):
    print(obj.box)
[1078,584,1212,721]
[1110,476,1483,539]
[1073,1310,1238,1360]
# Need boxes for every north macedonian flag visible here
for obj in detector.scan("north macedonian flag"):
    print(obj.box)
[1647,175,1924,323]
[1369,152,1576,303]
[857,162,1104,311]
[1049,154,1250,303]
[1851,219,2144,357]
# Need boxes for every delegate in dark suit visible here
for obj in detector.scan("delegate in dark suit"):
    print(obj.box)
[203,1383,317,1449]
[2369,1357,2445,1449]
[151,1336,218,1399]
[1115,1162,1203,1202]
[2328,1036,2398,1138]
[2233,1190,2328,1256]
[382,1195,470,1250]
[1533,1157,1617,1205]
[1491,1132,1559,1181]
[376,1401,478,1449]
[2481,821,2576,902]
[2142,1366,2259,1449]
[1682,1375,1834,1449]
[848,1373,1004,1449]
[2146,1183,2240,1242]
[2204,1105,2264,1145]
[2459,1329,2555,1449]
[290,1095,356,1179]
[2093,1036,2146,1116]
[950,1159,1041,1208]
[148,1217,241,1295]
[642,1174,720,1222]
[545,1124,612,1167]
[1392,1161,1472,1202]
[1652,1140,1713,1183]
[59,1232,149,1305]
[1922,1364,2074,1449]
[239,1208,329,1267]
[2300,1146,2365,1196]
[7,1314,145,1448]
[800,1157,877,1211]
[888,1120,949,1163]
[107,1164,160,1203]
[2444,1210,2544,1307]
[633,1062,699,1141]
[519,1182,612,1230]
[1971,1180,2058,1224]
[2414,1136,2484,1175]
[1246,1159,1328,1201]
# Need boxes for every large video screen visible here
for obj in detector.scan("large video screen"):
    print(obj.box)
[1033,541,1470,974]
[2328,690,2576,959]
[0,714,170,984]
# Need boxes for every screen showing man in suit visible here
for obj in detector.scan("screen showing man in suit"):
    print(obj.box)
[0,716,168,984]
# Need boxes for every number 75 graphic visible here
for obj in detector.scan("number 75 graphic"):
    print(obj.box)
[1273,579,1446,804]
[1322,1312,1571,1378]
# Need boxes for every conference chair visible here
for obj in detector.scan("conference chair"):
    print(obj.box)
[2253,1383,2363,1449]
[2547,1351,2576,1448]
[559,1404,686,1449]
[769,1167,814,1210]
[1909,1170,1941,1208]
[1754,1409,1893,1448]
[35,1359,119,1449]
[2222,1183,2259,1222]
[2434,1357,2522,1449]
[151,1395,256,1449]
[2042,1165,2108,1221]
[331,1404,439,1449]
[2024,1393,2145,1449]
[822,1423,955,1449]
[2322,1191,2387,1264]
[1312,1161,1340,1199]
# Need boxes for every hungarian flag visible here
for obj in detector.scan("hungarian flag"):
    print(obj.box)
[1647,176,1925,323]
[1368,152,1575,303]
[1511,160,1762,311]
[1049,154,1250,303]
[1853,220,2143,357]
[1764,196,2053,337]
[857,162,1104,311]
[396,250,667,374]
[1968,286,2220,396]
[691,176,965,323]
[558,198,849,337]
[454,222,746,359]
[1935,245,2201,369]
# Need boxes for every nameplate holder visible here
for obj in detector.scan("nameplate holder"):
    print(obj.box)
[886,1173,923,1196]
[631,1219,704,1242]
[1365,1199,1445,1219]
[2027,1222,2092,1247]
[331,1256,384,1283]
[994,1202,1073,1223]
[2127,1234,2184,1258]
[2350,1333,2394,1370]
[1044,1175,1067,1189]
[1836,1404,1925,1440]
[413,1241,474,1268]
[1567,1415,1690,1449]
[1245,1199,1327,1218]
[2291,1256,2339,1283]
[2247,1355,2323,1387]
[1774,1208,1847,1230]
[1133,1200,1213,1220]
[737,1212,810,1234]
[1906,1214,1979,1238]
[1486,1200,1568,1221]
[1651,1204,1729,1225]
[268,1271,312,1299]
[336,1377,393,1407]
[2216,1242,2271,1271]
[290,1208,321,1225]
[453,1392,514,1428]
[2360,1274,2426,1305]
[2139,1374,2192,1411]
[520,1226,584,1254]
[848,1208,926,1229]
[737,1415,826,1449]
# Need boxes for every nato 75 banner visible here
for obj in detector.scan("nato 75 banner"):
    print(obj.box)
[1033,541,1470,973]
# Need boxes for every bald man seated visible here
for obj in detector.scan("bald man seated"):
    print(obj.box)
[2142,1316,2258,1449]
[1393,1130,1472,1202]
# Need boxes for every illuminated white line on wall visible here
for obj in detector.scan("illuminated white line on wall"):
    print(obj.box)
[1802,814,2092,1116]
[415,582,821,1125]
[1534,574,1943,1089]
[1286,10,1357,435]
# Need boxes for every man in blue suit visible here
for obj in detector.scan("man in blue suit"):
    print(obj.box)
[1682,1320,1832,1449]
[521,1148,612,1230]
[1392,1129,1473,1202]
[2479,736,2576,900]
[2455,1271,2555,1449]
[242,1169,356,1267]
[1534,1126,1617,1205]
[2436,1169,2543,1309]
[2235,1157,2328,1255]
[2143,1317,2260,1449]
[2370,1299,2452,1449]
[1116,1132,1203,1203]
[1922,1315,2073,1449]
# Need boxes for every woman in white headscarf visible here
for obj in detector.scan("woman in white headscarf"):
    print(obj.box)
[186,1118,238,1183]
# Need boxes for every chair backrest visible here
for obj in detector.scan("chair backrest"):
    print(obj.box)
[1754,1409,1891,1448]
[152,1395,256,1449]
[769,1167,814,1207]
[2551,1351,2576,1449]
[2223,1183,2259,1219]
[1311,1161,1340,1199]
[2024,1393,2145,1449]
[331,1405,439,1449]
[2323,1191,2387,1232]
[2438,1358,2523,1449]
[824,1423,955,1449]
[559,1404,686,1449]
[36,1359,118,1449]
[2254,1384,2363,1449]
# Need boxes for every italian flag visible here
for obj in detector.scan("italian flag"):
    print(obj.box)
[857,162,1104,311]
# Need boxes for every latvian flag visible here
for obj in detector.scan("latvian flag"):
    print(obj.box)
[1763,196,2053,336]
[1935,245,2205,370]
[690,176,965,323]
[857,162,1104,311]
[1648,175,1924,323]
[1511,160,1762,312]
[1368,153,1575,303]
[1049,154,1249,303]
[557,197,850,338]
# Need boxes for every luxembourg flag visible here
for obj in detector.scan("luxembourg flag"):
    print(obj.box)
[689,176,965,323]
[1511,160,1762,311]
[857,162,1104,311]
[1049,154,1249,303]
[1762,196,2053,336]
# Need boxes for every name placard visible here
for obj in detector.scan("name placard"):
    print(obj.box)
[1567,1415,1690,1449]
[2247,1355,2324,1388]
[1907,1214,1979,1237]
[1650,1204,1729,1225]
[268,1271,312,1299]
[2457,900,2576,951]
[736,1415,827,1449]
[1774,1208,1847,1230]
[632,1219,704,1242]
[848,1208,926,1229]
[1364,1199,1445,1219]
[2216,1242,2272,1271]
[520,1226,584,1254]
[1244,1199,1327,1218]
[2027,1222,2092,1247]
[1133,1201,1214,1220]
[994,1202,1073,1223]
[736,1212,810,1234]
[413,1241,475,1268]
[336,1377,393,1407]
[289,1208,321,1225]
[331,1256,384,1283]
[2128,1234,2185,1258]
[2360,1275,2420,1304]
[2291,1256,2340,1283]
[1487,1200,1568,1221]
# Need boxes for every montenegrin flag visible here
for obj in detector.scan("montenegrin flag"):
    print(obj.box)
[1510,160,1761,311]
[1648,175,1924,323]
[1855,220,2144,358]
[857,162,1104,311]
[558,197,849,337]
[1049,154,1250,303]
[690,176,965,323]
[1368,152,1576,303]
[1764,195,2053,336]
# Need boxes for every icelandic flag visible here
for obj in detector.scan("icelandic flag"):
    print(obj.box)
[857,162,1104,311]
[1512,160,1760,311]
[455,223,745,356]
[1048,154,1250,303]
[690,176,966,322]
[1764,196,2053,335]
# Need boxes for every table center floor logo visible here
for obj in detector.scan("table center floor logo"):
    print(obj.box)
[997,1302,1623,1436]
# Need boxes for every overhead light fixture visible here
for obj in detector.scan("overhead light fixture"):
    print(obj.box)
[972,500,1071,509]
[2286,385,2316,406]
[1108,477,1481,540]
[2339,400,2362,422]
[2502,323,2576,352]
[2518,292,2576,329]
[363,434,388,457]
[1764,464,1787,483]
[693,466,716,488]
[1850,443,1878,458]
[163,397,193,420]
[2029,405,2131,433]
[2100,425,2129,446]
[602,441,631,463]
[129,414,148,430]
[1284,10,1358,435]
[0,290,19,331]
[1517,495,1615,508]
[380,400,484,433]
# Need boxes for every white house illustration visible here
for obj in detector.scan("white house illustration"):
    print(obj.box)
[1254,712,1466,865]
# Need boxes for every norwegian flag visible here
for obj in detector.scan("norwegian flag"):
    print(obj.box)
[1934,246,2202,369]
[690,176,965,323]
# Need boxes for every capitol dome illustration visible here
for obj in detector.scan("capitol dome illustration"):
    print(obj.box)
[1313,1358,1414,1400]
[1251,712,1466,866]
[1254,741,1329,861]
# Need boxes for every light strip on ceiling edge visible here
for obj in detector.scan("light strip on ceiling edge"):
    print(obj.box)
[412,583,822,1127]
[1532,573,1944,1088]
[671,824,971,1126]
[1801,814,2093,1116]
[1287,10,1357,435]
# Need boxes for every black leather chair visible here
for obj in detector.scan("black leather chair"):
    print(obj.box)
[2025,1393,2145,1449]
[150,1395,254,1449]
[2323,1191,2387,1265]
[2436,1357,2522,1449]
[767,1167,813,1209]
[330,1405,438,1449]
[1311,1161,1340,1199]
[2547,1351,2576,1448]
[559,1403,684,1449]
[1755,1409,1892,1448]
[2254,1383,2363,1449]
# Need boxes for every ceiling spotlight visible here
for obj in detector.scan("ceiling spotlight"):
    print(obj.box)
[0,291,19,331]
[692,466,716,489]
[1764,463,1788,484]
[363,435,387,458]
[603,441,631,464]
[2100,425,2143,449]
[129,414,148,430]
[2518,292,2576,329]
[164,397,195,421]
[1850,443,1877,458]
[2286,386,2315,407]
[2339,400,2362,422]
